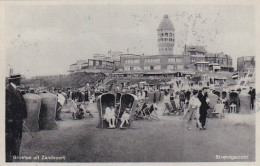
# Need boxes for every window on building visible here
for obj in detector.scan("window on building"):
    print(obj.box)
[165,38,168,41]
[124,66,130,71]
[167,65,173,70]
[169,38,172,41]
[99,61,102,66]
[176,58,182,63]
[89,60,93,66]
[145,58,160,63]
[133,66,141,71]
[168,58,175,62]
[161,33,164,37]
[165,48,168,51]
[134,59,140,63]
[81,66,88,70]
[169,33,172,37]
[144,66,150,70]
[165,33,168,37]
[150,66,154,70]
[177,65,183,69]
[154,65,161,70]
[102,61,106,67]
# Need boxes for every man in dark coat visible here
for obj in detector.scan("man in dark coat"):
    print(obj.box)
[198,88,209,130]
[185,89,191,101]
[248,87,256,110]
[6,74,27,162]
[84,90,89,102]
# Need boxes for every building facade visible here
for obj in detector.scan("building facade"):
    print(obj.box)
[184,51,233,72]
[68,57,115,75]
[237,56,255,73]
[68,14,234,76]
[116,54,186,76]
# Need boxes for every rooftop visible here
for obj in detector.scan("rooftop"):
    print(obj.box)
[158,15,174,30]
[185,45,207,53]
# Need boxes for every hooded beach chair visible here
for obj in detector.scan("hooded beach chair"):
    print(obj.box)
[163,103,176,116]
[134,101,149,119]
[144,103,159,120]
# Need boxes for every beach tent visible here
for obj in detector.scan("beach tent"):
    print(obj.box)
[222,91,227,99]
[23,93,42,131]
[208,92,219,109]
[239,93,251,114]
[39,93,58,130]
[229,91,240,112]
[160,91,165,101]
[117,93,138,128]
[213,90,221,97]
[155,90,161,104]
[147,91,155,104]
[96,93,116,128]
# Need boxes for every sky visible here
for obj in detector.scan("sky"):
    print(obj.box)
[4,4,255,78]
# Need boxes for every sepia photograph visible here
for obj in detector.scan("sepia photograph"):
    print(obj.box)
[1,0,259,164]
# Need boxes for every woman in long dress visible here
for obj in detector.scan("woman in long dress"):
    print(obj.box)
[183,90,203,130]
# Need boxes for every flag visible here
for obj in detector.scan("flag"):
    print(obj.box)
[108,50,112,55]
[232,73,238,79]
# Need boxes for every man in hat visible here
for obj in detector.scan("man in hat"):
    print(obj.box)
[198,87,210,130]
[6,74,27,162]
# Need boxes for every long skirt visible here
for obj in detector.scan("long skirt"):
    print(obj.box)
[183,107,199,121]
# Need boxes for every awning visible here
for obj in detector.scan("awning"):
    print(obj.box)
[213,66,221,70]
[195,62,209,64]
[232,73,239,79]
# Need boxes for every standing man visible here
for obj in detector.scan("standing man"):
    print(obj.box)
[185,89,191,102]
[84,90,89,103]
[248,87,256,110]
[55,90,65,121]
[6,74,27,162]
[198,88,210,130]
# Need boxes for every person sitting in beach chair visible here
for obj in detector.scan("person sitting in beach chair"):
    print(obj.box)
[135,101,148,119]
[79,103,94,118]
[72,102,85,120]
[103,105,116,128]
[120,108,131,128]
[144,103,158,119]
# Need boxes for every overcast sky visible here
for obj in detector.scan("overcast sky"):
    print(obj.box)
[4,4,255,77]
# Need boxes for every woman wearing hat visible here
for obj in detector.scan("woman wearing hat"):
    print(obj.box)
[183,90,203,130]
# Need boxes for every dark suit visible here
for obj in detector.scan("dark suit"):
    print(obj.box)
[185,90,191,101]
[84,91,89,102]
[248,89,256,109]
[6,84,27,162]
[198,92,209,128]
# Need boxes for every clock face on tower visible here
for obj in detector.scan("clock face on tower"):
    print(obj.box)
[157,15,175,55]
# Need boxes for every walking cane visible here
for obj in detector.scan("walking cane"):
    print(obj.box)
[23,123,35,138]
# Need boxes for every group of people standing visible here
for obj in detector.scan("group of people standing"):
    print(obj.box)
[67,89,90,103]
[182,88,210,131]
